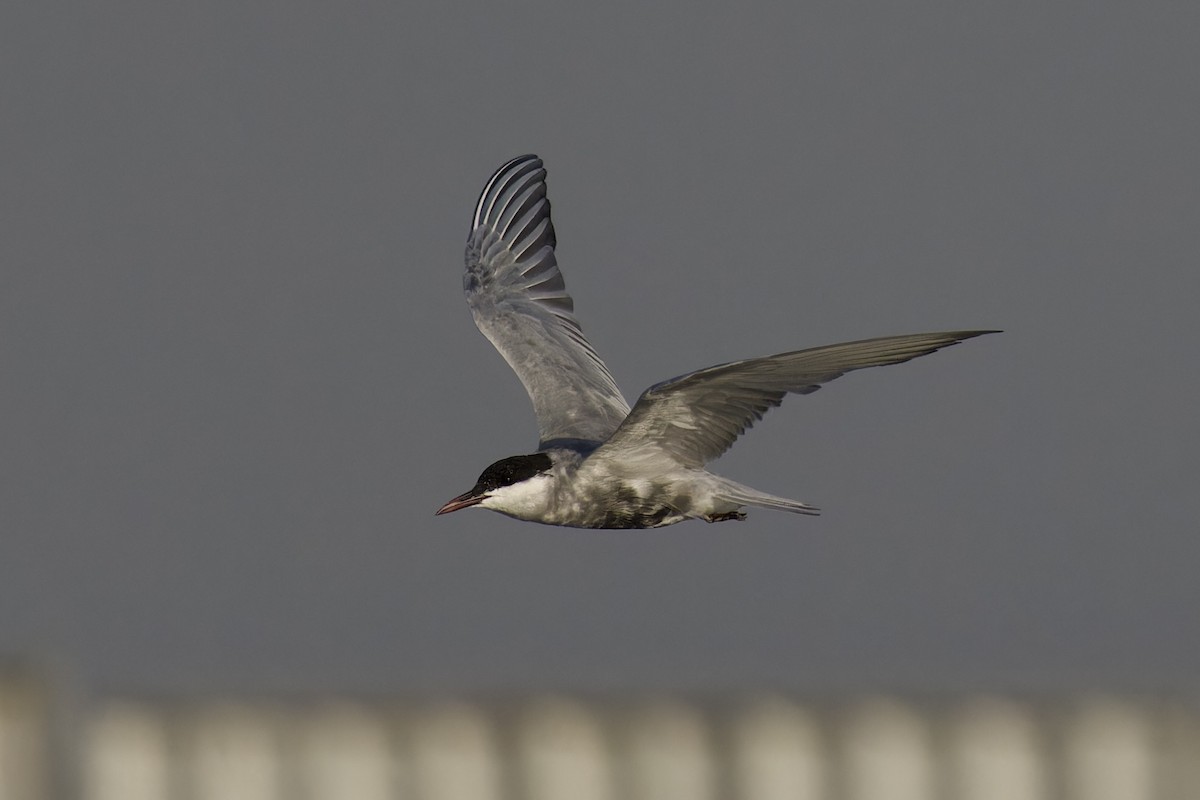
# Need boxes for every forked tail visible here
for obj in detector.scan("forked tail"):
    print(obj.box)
[717,479,821,516]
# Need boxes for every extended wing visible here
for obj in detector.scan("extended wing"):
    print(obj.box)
[591,330,998,467]
[463,155,630,448]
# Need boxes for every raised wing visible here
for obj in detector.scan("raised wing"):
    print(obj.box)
[464,155,630,448]
[592,330,998,467]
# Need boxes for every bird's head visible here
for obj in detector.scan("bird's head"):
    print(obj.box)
[436,452,554,517]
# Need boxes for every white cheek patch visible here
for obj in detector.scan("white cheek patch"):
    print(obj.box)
[482,475,554,516]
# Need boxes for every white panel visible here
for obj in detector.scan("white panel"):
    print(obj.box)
[731,696,826,800]
[1064,698,1154,800]
[948,697,1047,800]
[624,700,715,800]
[840,698,934,800]
[518,696,614,800]
[83,704,170,800]
[185,704,283,800]
[299,704,394,800]
[408,702,501,800]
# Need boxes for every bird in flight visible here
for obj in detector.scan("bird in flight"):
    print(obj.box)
[437,155,997,528]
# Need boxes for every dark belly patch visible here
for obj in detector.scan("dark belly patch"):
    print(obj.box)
[589,487,678,529]
[579,485,686,529]
[593,505,676,529]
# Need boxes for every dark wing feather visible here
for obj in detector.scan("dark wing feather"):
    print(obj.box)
[594,331,998,467]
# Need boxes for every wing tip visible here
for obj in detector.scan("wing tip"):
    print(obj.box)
[935,328,1002,351]
[472,154,546,230]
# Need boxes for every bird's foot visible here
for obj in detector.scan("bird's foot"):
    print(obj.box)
[705,511,747,523]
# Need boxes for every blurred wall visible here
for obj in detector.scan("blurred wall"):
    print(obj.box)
[4,665,1200,800]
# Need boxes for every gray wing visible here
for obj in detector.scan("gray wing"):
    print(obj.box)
[592,330,998,467]
[463,155,630,448]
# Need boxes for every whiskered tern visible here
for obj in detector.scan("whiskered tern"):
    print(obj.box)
[437,155,997,528]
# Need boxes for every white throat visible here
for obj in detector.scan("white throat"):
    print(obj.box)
[478,474,556,519]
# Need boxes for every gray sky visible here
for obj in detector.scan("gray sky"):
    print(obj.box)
[2,1,1197,694]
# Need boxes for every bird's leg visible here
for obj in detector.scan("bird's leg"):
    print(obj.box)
[705,511,747,523]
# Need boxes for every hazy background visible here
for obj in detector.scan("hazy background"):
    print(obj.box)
[1,1,1196,695]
